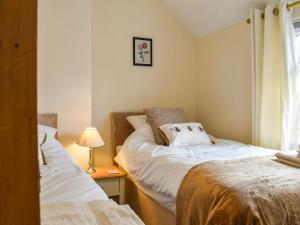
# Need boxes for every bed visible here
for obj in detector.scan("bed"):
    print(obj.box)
[111,112,300,225]
[38,113,144,225]
[111,112,176,225]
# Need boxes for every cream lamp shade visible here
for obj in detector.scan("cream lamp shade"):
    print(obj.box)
[78,127,104,148]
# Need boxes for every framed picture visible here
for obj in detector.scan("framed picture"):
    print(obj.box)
[133,37,152,66]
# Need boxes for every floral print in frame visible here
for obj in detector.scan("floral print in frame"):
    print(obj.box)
[133,37,152,66]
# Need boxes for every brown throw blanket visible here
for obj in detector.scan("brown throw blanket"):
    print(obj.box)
[176,156,300,225]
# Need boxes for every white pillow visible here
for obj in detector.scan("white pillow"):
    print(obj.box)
[38,132,46,146]
[159,123,211,147]
[38,132,48,167]
[127,115,155,142]
[38,124,57,139]
[38,148,43,167]
[126,115,147,130]
[136,123,155,142]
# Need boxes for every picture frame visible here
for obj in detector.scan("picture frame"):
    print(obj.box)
[133,37,153,66]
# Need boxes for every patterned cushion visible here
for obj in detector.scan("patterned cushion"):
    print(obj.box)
[38,132,48,166]
[159,123,211,147]
[144,108,187,145]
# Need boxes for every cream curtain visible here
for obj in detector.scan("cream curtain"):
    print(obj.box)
[251,0,300,150]
[251,8,265,146]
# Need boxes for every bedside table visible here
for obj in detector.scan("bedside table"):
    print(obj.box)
[89,166,127,204]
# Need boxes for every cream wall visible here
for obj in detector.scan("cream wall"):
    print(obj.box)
[195,10,300,144]
[38,0,92,166]
[38,0,254,167]
[197,21,252,143]
[294,7,300,19]
[92,0,198,165]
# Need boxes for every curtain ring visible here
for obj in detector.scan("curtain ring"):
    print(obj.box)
[273,8,279,16]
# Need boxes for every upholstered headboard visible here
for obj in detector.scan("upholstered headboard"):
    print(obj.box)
[111,112,143,157]
[38,113,58,129]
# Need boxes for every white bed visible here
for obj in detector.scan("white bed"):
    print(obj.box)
[40,137,108,203]
[38,114,144,225]
[115,127,278,213]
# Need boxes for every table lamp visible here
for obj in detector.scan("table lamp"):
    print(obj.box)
[78,127,104,174]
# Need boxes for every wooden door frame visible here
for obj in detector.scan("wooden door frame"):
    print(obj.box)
[0,0,40,224]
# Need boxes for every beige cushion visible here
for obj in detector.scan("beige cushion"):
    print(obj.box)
[144,108,187,145]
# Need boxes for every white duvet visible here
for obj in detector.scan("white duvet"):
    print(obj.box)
[40,136,145,225]
[115,129,277,212]
[41,200,144,225]
[40,138,108,203]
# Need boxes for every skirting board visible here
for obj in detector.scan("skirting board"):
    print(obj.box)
[125,176,176,225]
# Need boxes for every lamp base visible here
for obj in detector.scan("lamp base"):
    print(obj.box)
[86,167,96,174]
[86,147,96,174]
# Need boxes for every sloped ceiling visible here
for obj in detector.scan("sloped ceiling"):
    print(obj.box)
[162,0,278,37]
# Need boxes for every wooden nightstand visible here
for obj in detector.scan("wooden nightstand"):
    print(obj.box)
[89,166,127,204]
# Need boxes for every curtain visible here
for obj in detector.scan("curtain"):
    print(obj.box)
[279,1,300,150]
[251,8,264,146]
[251,0,300,150]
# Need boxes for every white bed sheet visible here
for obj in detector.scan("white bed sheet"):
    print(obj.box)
[40,138,108,203]
[41,200,144,225]
[115,129,278,212]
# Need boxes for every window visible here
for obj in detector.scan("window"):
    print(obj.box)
[294,21,300,71]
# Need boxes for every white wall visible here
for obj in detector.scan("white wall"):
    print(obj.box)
[38,0,197,166]
[92,0,198,165]
[194,9,300,145]
[294,7,300,19]
[38,0,259,167]
[197,22,252,143]
[38,0,92,166]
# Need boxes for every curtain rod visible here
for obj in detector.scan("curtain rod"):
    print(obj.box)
[247,0,300,24]
[287,0,300,10]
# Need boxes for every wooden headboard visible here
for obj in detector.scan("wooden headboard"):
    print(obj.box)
[38,113,58,129]
[111,112,143,157]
